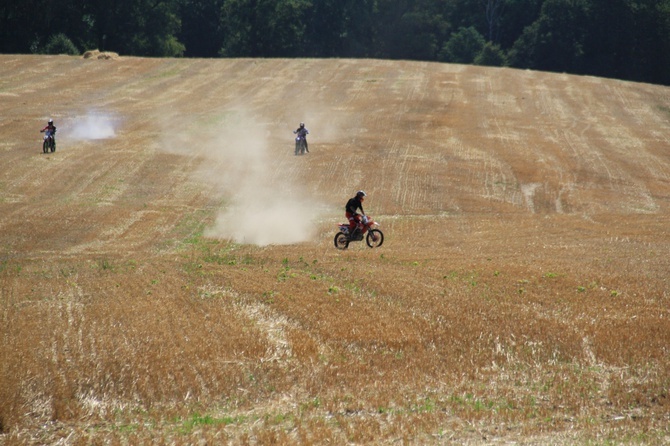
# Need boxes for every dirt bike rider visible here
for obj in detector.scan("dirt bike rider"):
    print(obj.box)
[345,190,366,239]
[40,119,57,146]
[293,122,309,153]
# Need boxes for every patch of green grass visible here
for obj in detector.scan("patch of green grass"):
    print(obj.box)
[197,110,238,128]
[443,270,459,280]
[277,265,296,282]
[177,412,243,434]
[112,422,142,433]
[97,258,115,271]
[657,104,670,117]
[411,397,437,413]
[147,67,182,80]
[264,411,294,426]
[262,290,276,304]
[202,250,235,265]
[59,266,76,277]
[299,397,321,413]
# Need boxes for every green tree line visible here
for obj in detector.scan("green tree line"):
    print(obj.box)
[2,0,669,85]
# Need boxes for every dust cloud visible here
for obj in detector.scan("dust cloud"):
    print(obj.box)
[68,112,117,140]
[162,109,320,246]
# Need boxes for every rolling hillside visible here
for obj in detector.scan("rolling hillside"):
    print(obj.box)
[1,55,669,444]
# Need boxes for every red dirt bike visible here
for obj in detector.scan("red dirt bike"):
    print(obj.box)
[42,130,56,153]
[334,215,384,250]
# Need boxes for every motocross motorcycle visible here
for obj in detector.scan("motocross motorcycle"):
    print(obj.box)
[294,134,308,155]
[334,215,384,250]
[42,130,56,153]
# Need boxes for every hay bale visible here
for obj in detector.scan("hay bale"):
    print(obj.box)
[82,49,101,59]
[99,52,119,60]
[82,50,120,60]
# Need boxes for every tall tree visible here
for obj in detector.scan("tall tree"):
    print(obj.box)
[439,26,485,63]
[301,0,376,58]
[482,0,505,42]
[219,0,311,57]
[656,0,670,84]
[76,0,183,56]
[179,0,225,57]
[496,0,542,48]
[0,0,46,53]
[0,0,95,54]
[508,0,590,73]
[580,0,633,79]
[373,0,450,60]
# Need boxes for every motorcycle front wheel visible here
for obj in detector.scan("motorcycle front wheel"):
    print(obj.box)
[366,229,384,248]
[43,141,48,153]
[334,232,349,250]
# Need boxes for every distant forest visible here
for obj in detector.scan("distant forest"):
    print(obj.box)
[3,0,670,85]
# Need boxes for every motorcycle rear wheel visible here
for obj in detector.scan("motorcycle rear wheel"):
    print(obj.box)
[366,229,384,248]
[334,232,349,250]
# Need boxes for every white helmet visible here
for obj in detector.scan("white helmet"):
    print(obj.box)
[356,190,366,198]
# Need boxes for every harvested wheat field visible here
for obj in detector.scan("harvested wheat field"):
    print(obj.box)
[1,54,669,445]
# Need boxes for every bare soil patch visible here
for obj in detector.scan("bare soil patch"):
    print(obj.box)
[1,55,669,444]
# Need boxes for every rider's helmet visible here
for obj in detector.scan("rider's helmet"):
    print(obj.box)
[48,119,53,125]
[356,190,366,198]
[299,122,305,128]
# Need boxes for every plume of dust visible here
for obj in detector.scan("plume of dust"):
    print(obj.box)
[68,113,117,140]
[162,109,319,246]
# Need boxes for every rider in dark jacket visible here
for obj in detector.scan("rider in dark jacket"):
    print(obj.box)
[345,190,366,237]
[293,122,309,153]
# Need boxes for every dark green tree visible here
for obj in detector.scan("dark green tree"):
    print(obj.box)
[83,0,184,56]
[301,0,376,58]
[474,41,507,66]
[496,0,543,48]
[482,0,505,42]
[219,0,310,57]
[656,0,670,84]
[1,0,95,54]
[580,0,634,79]
[179,0,226,57]
[372,0,450,60]
[508,0,589,73]
[583,0,670,84]
[0,2,29,52]
[43,33,80,55]
[439,26,485,63]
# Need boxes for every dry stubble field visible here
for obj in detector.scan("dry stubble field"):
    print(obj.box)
[1,55,669,444]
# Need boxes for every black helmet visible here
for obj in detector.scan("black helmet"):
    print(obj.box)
[299,122,305,128]
[356,190,366,198]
